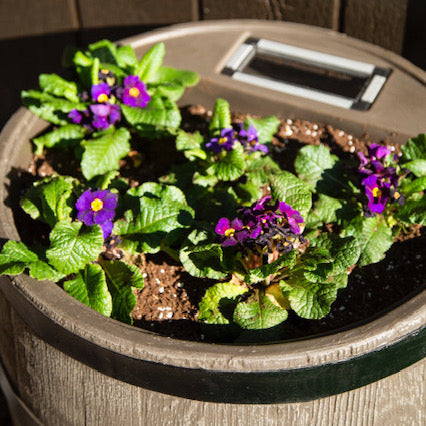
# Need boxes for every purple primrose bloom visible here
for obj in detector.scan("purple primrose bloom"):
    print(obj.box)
[206,128,237,153]
[239,124,268,154]
[91,83,111,103]
[89,103,121,130]
[76,189,118,239]
[118,75,150,108]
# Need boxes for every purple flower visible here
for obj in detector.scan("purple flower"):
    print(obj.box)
[216,217,245,247]
[89,103,121,130]
[362,175,388,214]
[91,83,111,103]
[206,128,237,153]
[76,189,118,239]
[239,124,268,154]
[118,75,150,108]
[278,202,304,234]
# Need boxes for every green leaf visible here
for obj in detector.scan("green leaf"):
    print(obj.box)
[20,176,76,227]
[401,175,426,194]
[64,263,112,316]
[281,279,338,319]
[99,259,144,324]
[294,145,338,190]
[0,241,63,281]
[152,66,200,87]
[135,42,165,82]
[401,134,426,162]
[32,124,85,155]
[403,159,426,177]
[233,289,288,329]
[121,96,181,131]
[341,216,393,266]
[39,74,79,102]
[81,127,131,180]
[22,90,85,125]
[244,115,280,143]
[88,39,118,64]
[199,282,247,324]
[179,243,228,280]
[245,155,281,186]
[175,130,206,160]
[46,222,104,274]
[270,171,312,218]
[207,143,245,181]
[116,45,138,68]
[396,196,426,225]
[312,234,360,276]
[244,251,297,284]
[115,183,194,253]
[209,98,231,134]
[306,194,344,229]
[151,83,185,101]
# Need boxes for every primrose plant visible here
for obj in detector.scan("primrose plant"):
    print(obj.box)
[295,134,426,266]
[22,40,199,181]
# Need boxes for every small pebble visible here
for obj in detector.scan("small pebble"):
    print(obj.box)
[349,146,355,153]
[338,131,344,137]
[155,278,161,284]
[142,273,148,278]
[159,287,164,293]
[305,129,311,136]
[348,134,353,140]
[158,313,164,320]
[390,146,395,151]
[348,140,353,145]
[311,131,317,137]
[286,118,293,125]
[166,312,173,319]
[177,282,183,288]
[313,124,318,130]
[282,124,293,136]
[160,268,165,274]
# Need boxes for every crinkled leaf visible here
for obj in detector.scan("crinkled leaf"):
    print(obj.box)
[135,42,165,82]
[121,95,181,131]
[151,83,185,101]
[22,90,85,125]
[233,289,288,330]
[245,155,281,186]
[396,196,426,225]
[341,216,393,266]
[306,194,344,229]
[176,130,206,160]
[209,98,231,134]
[179,243,228,279]
[81,127,131,180]
[403,159,426,177]
[401,175,426,194]
[39,74,79,102]
[207,143,245,181]
[32,124,85,155]
[401,134,426,162]
[99,259,144,324]
[88,39,118,64]
[281,279,338,319]
[151,66,200,87]
[199,282,247,324]
[95,170,120,190]
[115,183,194,253]
[270,171,312,218]
[46,222,104,274]
[64,263,112,316]
[244,251,297,284]
[294,145,338,190]
[20,175,76,227]
[116,45,138,68]
[245,115,280,143]
[0,240,63,281]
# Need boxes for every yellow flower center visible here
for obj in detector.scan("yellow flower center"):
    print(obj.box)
[101,69,110,74]
[372,187,382,198]
[224,228,235,237]
[394,191,400,199]
[91,198,104,212]
[218,137,227,145]
[106,76,115,86]
[129,87,140,98]
[97,93,109,103]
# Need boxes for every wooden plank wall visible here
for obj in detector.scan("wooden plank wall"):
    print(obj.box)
[0,0,415,54]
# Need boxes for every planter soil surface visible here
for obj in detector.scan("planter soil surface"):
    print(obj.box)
[15,105,425,344]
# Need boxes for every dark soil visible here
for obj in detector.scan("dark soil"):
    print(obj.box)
[19,105,425,344]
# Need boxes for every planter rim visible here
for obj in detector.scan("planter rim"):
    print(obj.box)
[0,107,425,374]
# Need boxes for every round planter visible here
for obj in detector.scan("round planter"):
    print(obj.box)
[0,21,425,426]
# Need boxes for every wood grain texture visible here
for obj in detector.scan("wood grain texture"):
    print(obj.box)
[77,0,199,28]
[0,0,78,40]
[343,0,409,53]
[1,290,424,426]
[202,0,341,30]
